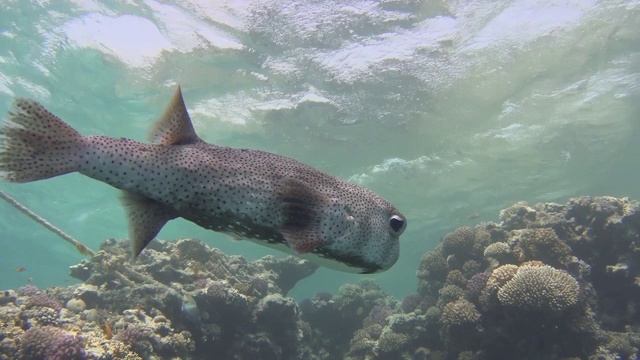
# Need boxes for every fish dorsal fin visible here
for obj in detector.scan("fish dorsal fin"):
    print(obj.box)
[279,178,329,254]
[120,191,179,257]
[149,86,201,145]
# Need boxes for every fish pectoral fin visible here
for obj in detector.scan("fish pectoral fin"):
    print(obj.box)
[148,86,202,146]
[120,191,179,257]
[279,178,329,254]
[281,228,326,254]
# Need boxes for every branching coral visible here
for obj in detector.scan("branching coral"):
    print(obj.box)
[347,329,376,355]
[479,264,518,309]
[377,330,409,354]
[417,249,448,281]
[515,228,571,266]
[440,299,481,328]
[438,285,465,305]
[20,326,86,360]
[442,227,476,259]
[483,242,514,264]
[465,272,490,301]
[445,270,467,288]
[21,306,60,327]
[497,264,580,313]
[114,325,151,356]
[24,292,62,312]
[499,201,537,230]
[254,294,299,328]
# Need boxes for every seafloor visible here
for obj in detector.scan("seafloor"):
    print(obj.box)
[1,196,639,360]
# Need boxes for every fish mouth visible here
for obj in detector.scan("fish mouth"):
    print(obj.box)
[314,248,384,274]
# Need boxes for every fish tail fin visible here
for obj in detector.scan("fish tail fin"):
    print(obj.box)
[0,99,86,182]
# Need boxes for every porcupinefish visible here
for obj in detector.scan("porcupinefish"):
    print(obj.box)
[0,87,406,273]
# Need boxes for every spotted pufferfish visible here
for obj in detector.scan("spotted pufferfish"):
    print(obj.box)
[0,87,406,273]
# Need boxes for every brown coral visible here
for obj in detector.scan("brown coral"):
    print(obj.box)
[515,228,571,266]
[479,264,518,310]
[440,299,481,328]
[483,242,514,265]
[442,227,476,259]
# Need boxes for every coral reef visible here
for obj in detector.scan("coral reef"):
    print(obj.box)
[333,196,640,359]
[1,238,318,360]
[1,196,639,359]
[405,196,640,359]
[20,325,86,360]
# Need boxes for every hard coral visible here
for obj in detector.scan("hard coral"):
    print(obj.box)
[499,201,537,230]
[254,294,299,328]
[417,249,448,295]
[21,306,60,327]
[417,249,448,280]
[362,305,393,329]
[25,293,62,312]
[204,281,251,320]
[20,326,86,360]
[479,264,518,310]
[442,227,476,259]
[515,228,571,266]
[439,299,483,350]
[174,238,212,263]
[497,264,580,313]
[440,299,481,328]
[348,329,376,355]
[401,293,421,313]
[377,330,409,354]
[17,285,41,297]
[445,270,467,288]
[461,260,481,277]
[485,265,518,290]
[483,242,514,264]
[333,279,387,316]
[114,326,151,356]
[438,285,465,305]
[465,272,491,301]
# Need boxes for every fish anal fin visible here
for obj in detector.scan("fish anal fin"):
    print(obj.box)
[149,86,201,145]
[120,191,178,257]
[279,178,329,254]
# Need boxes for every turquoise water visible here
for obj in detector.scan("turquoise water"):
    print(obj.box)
[0,0,638,302]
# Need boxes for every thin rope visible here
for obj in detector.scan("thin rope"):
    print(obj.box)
[0,190,95,257]
[0,190,179,294]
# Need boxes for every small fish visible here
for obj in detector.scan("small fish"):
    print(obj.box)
[181,294,201,325]
[103,322,113,340]
[0,87,406,273]
[467,212,480,220]
[14,266,26,272]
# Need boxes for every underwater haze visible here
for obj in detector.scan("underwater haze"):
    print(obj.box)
[0,0,639,302]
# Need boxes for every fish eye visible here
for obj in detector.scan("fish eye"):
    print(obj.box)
[389,215,405,233]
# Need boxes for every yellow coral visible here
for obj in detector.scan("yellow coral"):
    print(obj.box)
[485,265,518,291]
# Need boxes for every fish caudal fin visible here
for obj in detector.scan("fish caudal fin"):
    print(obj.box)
[0,99,86,182]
